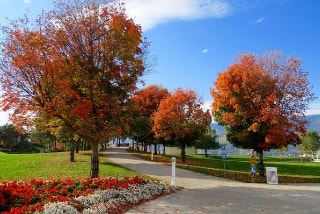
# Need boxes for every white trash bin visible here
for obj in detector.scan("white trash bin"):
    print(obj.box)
[265,167,278,184]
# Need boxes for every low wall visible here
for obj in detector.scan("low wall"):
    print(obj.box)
[165,147,197,155]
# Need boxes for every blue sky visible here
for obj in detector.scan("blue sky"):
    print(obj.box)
[0,0,320,124]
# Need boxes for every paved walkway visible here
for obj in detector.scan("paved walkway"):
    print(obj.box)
[103,147,320,214]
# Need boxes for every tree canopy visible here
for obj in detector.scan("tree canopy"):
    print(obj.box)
[211,51,315,175]
[152,88,212,162]
[0,124,30,152]
[196,129,219,158]
[301,131,320,156]
[0,0,147,178]
[129,85,169,151]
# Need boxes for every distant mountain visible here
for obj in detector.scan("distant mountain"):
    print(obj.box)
[211,114,320,135]
[306,114,320,133]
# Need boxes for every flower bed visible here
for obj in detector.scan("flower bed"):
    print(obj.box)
[0,176,179,213]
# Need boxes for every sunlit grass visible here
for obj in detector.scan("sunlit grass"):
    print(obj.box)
[0,151,143,181]
[131,151,320,179]
[187,154,320,178]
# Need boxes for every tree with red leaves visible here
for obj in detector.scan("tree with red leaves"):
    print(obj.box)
[0,0,147,178]
[152,88,212,162]
[129,85,169,153]
[211,51,315,175]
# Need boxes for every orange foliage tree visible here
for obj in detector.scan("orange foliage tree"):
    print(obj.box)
[0,0,146,178]
[152,88,212,162]
[129,85,169,153]
[211,51,315,175]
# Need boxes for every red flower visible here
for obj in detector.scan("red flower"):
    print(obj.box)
[1,176,148,213]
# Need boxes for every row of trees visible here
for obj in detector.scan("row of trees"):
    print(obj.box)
[0,85,215,160]
[0,123,93,154]
[129,86,214,162]
[0,0,214,177]
[2,120,317,158]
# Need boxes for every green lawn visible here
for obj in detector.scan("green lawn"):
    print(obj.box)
[187,154,320,178]
[132,150,320,182]
[2,150,319,183]
[0,151,142,181]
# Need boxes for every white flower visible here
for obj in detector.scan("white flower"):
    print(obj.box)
[43,182,179,213]
[43,202,79,214]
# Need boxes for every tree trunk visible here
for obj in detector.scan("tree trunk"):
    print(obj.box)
[257,149,265,176]
[90,142,99,179]
[54,137,57,150]
[144,143,148,152]
[75,140,79,153]
[205,148,208,158]
[70,141,75,162]
[181,143,186,162]
[163,144,166,155]
[117,137,121,147]
[153,143,158,155]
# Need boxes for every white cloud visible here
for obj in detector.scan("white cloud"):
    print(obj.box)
[24,0,31,3]
[0,111,9,125]
[256,17,265,23]
[123,0,231,31]
[202,48,209,53]
[201,101,212,112]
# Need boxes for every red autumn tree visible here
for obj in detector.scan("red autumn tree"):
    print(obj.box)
[129,85,170,153]
[0,0,146,178]
[152,88,212,162]
[211,51,315,175]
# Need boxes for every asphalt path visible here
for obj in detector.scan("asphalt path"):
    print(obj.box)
[103,147,320,214]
